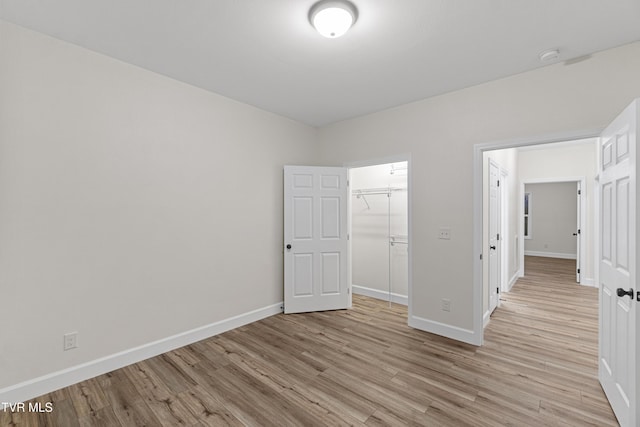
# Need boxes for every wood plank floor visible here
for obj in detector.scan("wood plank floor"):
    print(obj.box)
[2,256,617,426]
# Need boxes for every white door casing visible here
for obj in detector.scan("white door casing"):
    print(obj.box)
[598,100,638,427]
[489,159,500,313]
[284,166,349,314]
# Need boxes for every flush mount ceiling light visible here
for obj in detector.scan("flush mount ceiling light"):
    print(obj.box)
[309,0,358,38]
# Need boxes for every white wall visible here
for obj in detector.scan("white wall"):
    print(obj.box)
[318,41,640,342]
[351,163,408,301]
[524,182,578,257]
[0,21,317,393]
[518,140,597,282]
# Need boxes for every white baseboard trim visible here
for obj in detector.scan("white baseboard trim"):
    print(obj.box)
[409,315,478,346]
[0,302,283,404]
[524,251,576,260]
[581,277,596,287]
[483,311,491,328]
[506,271,519,292]
[352,284,408,306]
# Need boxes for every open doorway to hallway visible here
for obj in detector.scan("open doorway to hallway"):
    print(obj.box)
[481,137,598,323]
[474,100,639,426]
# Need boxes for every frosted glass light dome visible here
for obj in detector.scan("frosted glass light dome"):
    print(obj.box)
[310,1,358,38]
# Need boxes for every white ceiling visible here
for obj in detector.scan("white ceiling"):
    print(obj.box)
[2,1,640,127]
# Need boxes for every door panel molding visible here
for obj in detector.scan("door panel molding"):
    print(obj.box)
[597,100,637,427]
[284,165,349,314]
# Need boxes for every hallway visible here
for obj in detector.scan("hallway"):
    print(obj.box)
[484,256,616,425]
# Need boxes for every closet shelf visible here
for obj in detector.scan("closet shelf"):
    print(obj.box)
[352,187,407,210]
[390,234,408,240]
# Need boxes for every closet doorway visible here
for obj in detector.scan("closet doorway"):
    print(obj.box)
[350,161,409,307]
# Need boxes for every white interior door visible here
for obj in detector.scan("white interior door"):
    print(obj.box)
[500,170,509,293]
[576,182,582,283]
[598,100,638,427]
[489,160,500,313]
[284,165,349,314]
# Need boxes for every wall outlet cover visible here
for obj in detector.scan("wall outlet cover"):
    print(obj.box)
[438,228,451,240]
[63,332,78,351]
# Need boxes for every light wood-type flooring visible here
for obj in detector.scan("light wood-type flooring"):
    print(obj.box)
[2,256,617,426]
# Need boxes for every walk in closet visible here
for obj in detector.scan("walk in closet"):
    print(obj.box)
[351,162,408,305]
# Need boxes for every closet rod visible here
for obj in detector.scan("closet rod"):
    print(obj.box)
[352,187,407,196]
[352,191,389,196]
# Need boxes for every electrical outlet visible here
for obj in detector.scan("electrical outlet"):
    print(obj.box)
[441,298,451,312]
[438,228,451,240]
[63,332,78,351]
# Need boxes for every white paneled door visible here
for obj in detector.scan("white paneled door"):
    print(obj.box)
[598,100,638,427]
[284,166,349,314]
[488,160,500,314]
[576,181,582,283]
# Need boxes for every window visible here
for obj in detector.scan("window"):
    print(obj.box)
[524,192,532,239]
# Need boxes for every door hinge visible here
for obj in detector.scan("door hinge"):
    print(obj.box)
[497,180,500,187]
[348,287,351,294]
[578,189,581,195]
[480,254,483,260]
[577,268,581,274]
[497,287,499,294]
[578,229,581,235]
[347,180,350,187]
[497,233,500,241]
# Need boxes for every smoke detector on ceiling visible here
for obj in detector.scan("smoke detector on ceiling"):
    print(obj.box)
[539,49,560,62]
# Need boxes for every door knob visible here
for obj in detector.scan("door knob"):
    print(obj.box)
[617,288,634,299]
[286,244,292,250]
[572,233,578,236]
[489,245,496,250]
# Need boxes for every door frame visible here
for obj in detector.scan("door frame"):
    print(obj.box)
[344,153,412,320]
[472,128,601,345]
[519,177,587,284]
